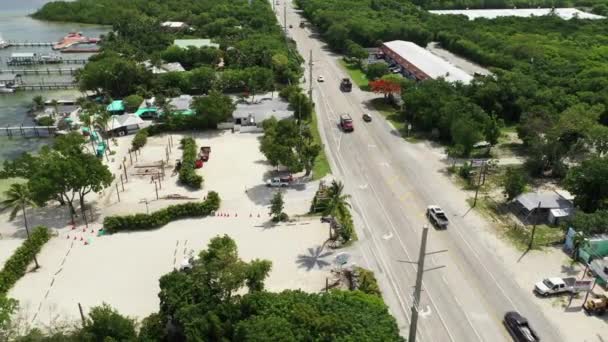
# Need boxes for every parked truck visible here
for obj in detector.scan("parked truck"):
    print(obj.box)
[534,277,592,296]
[340,78,352,92]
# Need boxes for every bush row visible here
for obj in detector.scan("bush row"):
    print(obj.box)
[131,128,149,151]
[103,191,220,233]
[0,226,50,295]
[179,137,203,189]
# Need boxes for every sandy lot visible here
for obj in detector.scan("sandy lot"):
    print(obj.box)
[5,130,331,327]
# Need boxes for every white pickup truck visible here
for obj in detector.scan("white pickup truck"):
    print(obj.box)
[534,277,592,296]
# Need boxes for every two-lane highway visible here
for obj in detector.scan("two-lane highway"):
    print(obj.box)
[273,1,564,341]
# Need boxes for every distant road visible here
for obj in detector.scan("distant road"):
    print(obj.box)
[274,1,564,341]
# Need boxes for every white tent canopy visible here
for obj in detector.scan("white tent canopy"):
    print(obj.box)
[107,114,145,131]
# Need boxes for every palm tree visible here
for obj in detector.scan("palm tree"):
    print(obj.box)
[79,113,97,154]
[572,232,590,260]
[324,180,351,216]
[2,183,39,269]
[94,106,113,153]
[32,95,45,111]
[50,99,59,118]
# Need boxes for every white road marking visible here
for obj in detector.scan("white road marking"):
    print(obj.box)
[380,162,390,167]
[419,305,432,317]
[358,183,368,190]
[368,144,377,148]
[382,232,393,240]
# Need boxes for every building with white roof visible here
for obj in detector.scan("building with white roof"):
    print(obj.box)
[380,40,473,84]
[429,8,605,20]
[161,21,189,30]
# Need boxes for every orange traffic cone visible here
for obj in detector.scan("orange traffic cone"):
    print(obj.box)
[84,240,89,245]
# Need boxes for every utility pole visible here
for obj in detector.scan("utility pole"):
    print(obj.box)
[528,201,542,250]
[408,227,429,342]
[308,49,313,101]
[472,161,485,207]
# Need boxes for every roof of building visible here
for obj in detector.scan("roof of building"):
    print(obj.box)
[174,39,219,49]
[161,21,188,28]
[514,191,573,211]
[429,8,605,20]
[161,62,186,73]
[106,100,125,112]
[169,95,193,111]
[383,40,473,84]
[232,94,292,123]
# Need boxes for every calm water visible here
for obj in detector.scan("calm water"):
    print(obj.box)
[0,0,108,162]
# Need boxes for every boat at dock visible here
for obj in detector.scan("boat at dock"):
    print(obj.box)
[53,32,100,51]
[7,52,63,66]
[0,33,8,49]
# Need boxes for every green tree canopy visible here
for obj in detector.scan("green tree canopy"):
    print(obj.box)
[564,156,608,212]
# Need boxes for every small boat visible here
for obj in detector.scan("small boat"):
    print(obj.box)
[0,84,16,93]
[0,33,8,49]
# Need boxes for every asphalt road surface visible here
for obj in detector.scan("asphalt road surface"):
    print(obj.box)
[273,1,565,341]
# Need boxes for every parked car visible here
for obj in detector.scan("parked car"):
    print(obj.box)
[503,311,540,342]
[362,113,372,122]
[533,277,591,297]
[317,75,325,82]
[426,205,448,228]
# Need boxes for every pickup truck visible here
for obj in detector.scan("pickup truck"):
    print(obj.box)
[534,277,592,296]
[426,205,448,228]
[266,174,294,187]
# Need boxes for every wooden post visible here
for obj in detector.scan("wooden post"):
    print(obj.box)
[325,277,329,293]
[122,161,128,182]
[157,176,162,190]
[115,182,121,202]
[129,150,133,165]
[78,303,86,327]
[154,180,159,200]
[120,174,125,191]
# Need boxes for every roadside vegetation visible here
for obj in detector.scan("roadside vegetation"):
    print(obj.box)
[298,0,608,240]
[1,236,402,341]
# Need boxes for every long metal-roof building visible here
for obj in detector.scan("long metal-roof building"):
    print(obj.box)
[380,40,474,84]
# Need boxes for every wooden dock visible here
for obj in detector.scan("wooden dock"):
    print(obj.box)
[3,41,57,47]
[6,59,88,66]
[0,68,80,75]
[0,125,58,138]
[15,82,77,91]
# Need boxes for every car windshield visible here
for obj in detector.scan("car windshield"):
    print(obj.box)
[542,279,554,288]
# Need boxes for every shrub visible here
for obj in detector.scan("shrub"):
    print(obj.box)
[131,128,149,151]
[123,95,144,112]
[0,226,50,295]
[103,192,220,233]
[179,137,203,189]
[355,267,381,297]
[37,116,55,126]
[336,208,355,243]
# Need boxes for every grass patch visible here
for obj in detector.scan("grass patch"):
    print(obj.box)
[467,196,564,251]
[504,223,564,251]
[0,178,26,201]
[309,112,331,180]
[338,59,369,90]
